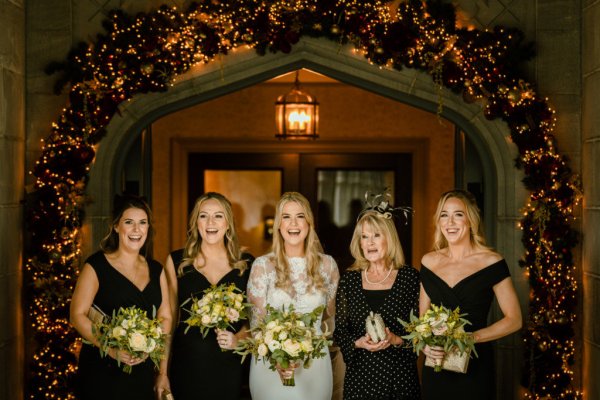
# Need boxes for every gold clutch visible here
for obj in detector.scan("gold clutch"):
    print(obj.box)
[161,389,174,400]
[87,304,108,325]
[424,347,471,373]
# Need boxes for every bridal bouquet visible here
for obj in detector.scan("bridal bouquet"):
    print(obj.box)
[399,304,477,373]
[181,282,250,337]
[235,304,331,386]
[93,305,166,373]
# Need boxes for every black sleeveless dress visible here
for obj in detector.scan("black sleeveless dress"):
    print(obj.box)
[169,249,253,400]
[420,259,511,400]
[75,251,164,400]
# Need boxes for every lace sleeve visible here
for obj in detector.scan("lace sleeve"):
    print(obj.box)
[321,255,340,328]
[247,256,271,329]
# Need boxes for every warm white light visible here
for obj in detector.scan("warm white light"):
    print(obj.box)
[288,110,311,131]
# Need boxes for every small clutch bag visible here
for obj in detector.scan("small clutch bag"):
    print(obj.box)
[161,389,175,400]
[87,303,108,325]
[365,312,386,343]
[424,347,471,373]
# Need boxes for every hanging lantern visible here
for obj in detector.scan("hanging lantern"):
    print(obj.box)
[275,70,319,140]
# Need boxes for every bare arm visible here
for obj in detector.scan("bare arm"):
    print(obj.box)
[70,263,100,346]
[163,254,179,328]
[156,268,173,394]
[472,277,522,343]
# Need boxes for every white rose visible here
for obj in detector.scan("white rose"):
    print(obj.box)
[432,323,448,336]
[111,326,126,338]
[281,339,301,357]
[257,343,269,357]
[121,319,131,329]
[438,313,449,322]
[266,321,278,330]
[264,331,275,344]
[278,331,288,341]
[201,315,212,325]
[129,332,148,352]
[234,300,242,309]
[146,338,156,353]
[267,340,282,352]
[225,307,240,322]
[153,326,163,338]
[300,339,313,352]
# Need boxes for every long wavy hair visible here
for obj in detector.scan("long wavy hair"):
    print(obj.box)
[179,192,247,276]
[432,189,491,251]
[270,192,325,293]
[348,210,406,271]
[100,195,154,259]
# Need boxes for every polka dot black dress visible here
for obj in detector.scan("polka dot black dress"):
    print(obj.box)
[334,267,420,400]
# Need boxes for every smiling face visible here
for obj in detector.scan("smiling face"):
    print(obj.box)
[359,221,388,266]
[278,200,309,254]
[438,197,470,245]
[114,207,149,252]
[197,198,228,246]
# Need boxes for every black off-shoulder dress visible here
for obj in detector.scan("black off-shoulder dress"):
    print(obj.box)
[420,259,511,400]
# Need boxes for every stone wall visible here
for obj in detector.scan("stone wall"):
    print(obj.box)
[16,0,594,399]
[0,0,25,399]
[582,1,600,399]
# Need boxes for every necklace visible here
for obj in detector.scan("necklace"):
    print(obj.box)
[364,267,392,285]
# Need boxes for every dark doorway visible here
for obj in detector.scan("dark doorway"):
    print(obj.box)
[188,152,412,270]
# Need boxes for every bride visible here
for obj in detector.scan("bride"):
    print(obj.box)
[247,192,339,400]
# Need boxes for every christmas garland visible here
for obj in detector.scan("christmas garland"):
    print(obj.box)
[26,0,581,398]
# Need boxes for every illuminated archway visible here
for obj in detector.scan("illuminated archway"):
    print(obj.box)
[26,2,581,399]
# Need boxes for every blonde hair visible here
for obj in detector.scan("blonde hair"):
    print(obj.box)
[270,192,325,293]
[432,189,491,252]
[348,210,406,271]
[179,192,247,276]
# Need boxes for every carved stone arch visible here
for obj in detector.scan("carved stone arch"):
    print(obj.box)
[88,36,521,247]
[86,35,524,397]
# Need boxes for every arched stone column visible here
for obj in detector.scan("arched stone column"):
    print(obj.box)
[87,37,527,398]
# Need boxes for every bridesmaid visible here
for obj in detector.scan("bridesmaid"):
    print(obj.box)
[420,190,522,400]
[164,192,253,400]
[70,195,172,400]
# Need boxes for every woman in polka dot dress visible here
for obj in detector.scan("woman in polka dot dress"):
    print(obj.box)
[334,209,420,400]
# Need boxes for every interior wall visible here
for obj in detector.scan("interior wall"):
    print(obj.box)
[150,80,456,266]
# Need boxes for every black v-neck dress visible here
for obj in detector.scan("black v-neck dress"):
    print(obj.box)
[169,249,253,400]
[75,251,164,400]
[334,267,421,400]
[420,259,511,400]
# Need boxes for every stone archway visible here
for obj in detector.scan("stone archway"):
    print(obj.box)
[86,36,526,398]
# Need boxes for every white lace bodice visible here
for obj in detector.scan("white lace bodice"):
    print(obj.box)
[247,253,339,334]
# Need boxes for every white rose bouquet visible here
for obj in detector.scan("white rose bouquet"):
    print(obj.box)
[181,283,250,337]
[235,304,331,386]
[399,304,477,372]
[93,305,166,373]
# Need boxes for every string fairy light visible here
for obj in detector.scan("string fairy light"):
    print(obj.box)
[27,1,581,398]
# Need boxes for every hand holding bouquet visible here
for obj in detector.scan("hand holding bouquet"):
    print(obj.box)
[181,283,250,337]
[93,305,166,373]
[235,304,331,386]
[399,304,477,373]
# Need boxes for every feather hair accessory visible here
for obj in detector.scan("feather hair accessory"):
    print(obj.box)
[358,189,413,224]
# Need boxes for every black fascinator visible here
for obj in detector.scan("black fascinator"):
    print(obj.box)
[358,189,413,224]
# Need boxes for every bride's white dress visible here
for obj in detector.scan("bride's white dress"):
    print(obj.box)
[247,254,339,400]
